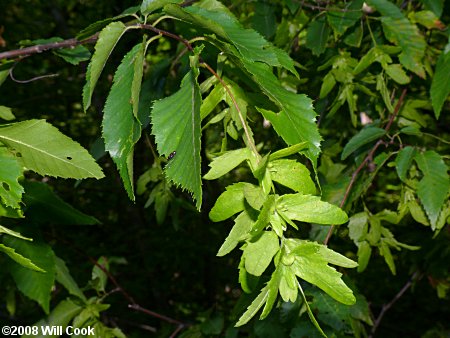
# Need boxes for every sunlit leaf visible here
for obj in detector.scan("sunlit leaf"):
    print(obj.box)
[151,55,202,209]
[431,40,450,119]
[217,210,254,257]
[268,159,316,194]
[83,21,127,111]
[0,146,23,208]
[0,120,104,179]
[204,148,250,180]
[243,231,279,276]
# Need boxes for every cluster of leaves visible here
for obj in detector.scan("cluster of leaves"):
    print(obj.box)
[0,0,449,337]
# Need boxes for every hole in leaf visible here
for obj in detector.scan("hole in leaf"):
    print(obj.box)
[16,152,22,158]
[66,156,72,160]
[2,182,10,191]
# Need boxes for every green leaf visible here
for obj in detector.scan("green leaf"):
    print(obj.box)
[279,265,298,302]
[277,194,348,225]
[217,210,254,257]
[55,256,87,302]
[0,243,44,272]
[209,182,250,222]
[367,0,426,77]
[4,237,56,313]
[269,142,309,161]
[379,240,396,274]
[82,21,127,111]
[326,0,363,36]
[260,265,283,319]
[0,146,23,209]
[204,148,250,180]
[287,239,356,305]
[319,72,336,99]
[0,120,104,179]
[53,45,91,65]
[0,106,15,121]
[384,64,410,84]
[348,211,369,242]
[23,181,99,225]
[141,0,182,15]
[151,57,202,209]
[165,1,296,75]
[306,16,330,56]
[415,151,450,229]
[243,184,266,211]
[0,225,31,241]
[252,1,276,39]
[356,241,372,272]
[268,159,316,194]
[235,284,269,327]
[91,256,109,293]
[421,0,444,17]
[297,282,327,338]
[23,299,83,338]
[395,146,416,182]
[243,231,279,276]
[103,43,144,200]
[246,62,320,164]
[431,41,450,119]
[341,126,386,160]
[249,195,276,236]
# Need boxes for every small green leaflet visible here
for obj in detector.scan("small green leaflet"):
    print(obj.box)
[268,159,316,194]
[430,39,450,119]
[55,257,87,302]
[151,55,202,209]
[277,194,348,225]
[4,236,56,314]
[204,148,250,180]
[326,0,363,36]
[0,120,104,179]
[83,21,127,112]
[209,182,249,222]
[414,151,450,229]
[217,210,254,257]
[367,0,426,77]
[103,42,144,200]
[0,146,23,209]
[341,126,386,160]
[243,231,279,276]
[0,106,15,121]
[141,0,182,15]
[235,284,269,327]
[286,239,357,305]
[395,146,416,182]
[0,225,31,241]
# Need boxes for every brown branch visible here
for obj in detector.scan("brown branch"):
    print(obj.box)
[297,0,362,12]
[323,86,408,245]
[0,34,98,61]
[369,271,421,338]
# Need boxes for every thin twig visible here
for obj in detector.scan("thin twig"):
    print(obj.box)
[9,63,59,83]
[324,87,408,245]
[369,271,421,338]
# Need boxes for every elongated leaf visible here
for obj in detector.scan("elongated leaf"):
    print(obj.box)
[0,244,44,272]
[421,0,444,17]
[395,146,416,181]
[286,239,356,305]
[209,182,250,222]
[165,1,296,75]
[0,225,31,240]
[357,241,372,272]
[103,43,144,200]
[341,126,386,160]
[244,231,279,276]
[297,282,327,338]
[269,142,309,161]
[367,0,426,77]
[23,181,99,225]
[261,265,282,319]
[235,284,269,327]
[204,148,250,180]
[0,146,23,208]
[4,236,56,313]
[0,120,104,179]
[0,106,15,121]
[217,210,254,256]
[415,151,450,229]
[277,194,348,225]
[151,56,202,209]
[431,41,450,119]
[246,62,320,164]
[55,257,86,302]
[83,21,127,111]
[268,159,316,194]
[53,45,91,65]
[306,16,330,56]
